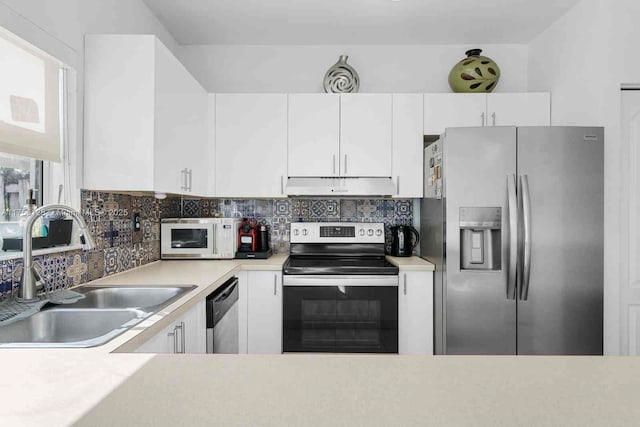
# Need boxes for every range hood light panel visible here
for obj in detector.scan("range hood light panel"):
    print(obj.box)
[285,177,397,197]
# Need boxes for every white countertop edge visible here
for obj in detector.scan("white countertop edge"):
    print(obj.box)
[386,255,436,271]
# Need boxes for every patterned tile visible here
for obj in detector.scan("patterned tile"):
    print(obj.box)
[104,247,119,276]
[255,200,273,217]
[394,200,413,218]
[66,252,88,287]
[142,220,160,243]
[85,250,105,282]
[0,260,14,297]
[182,199,201,218]
[273,200,292,218]
[1,191,415,300]
[356,200,380,218]
[116,246,133,272]
[340,200,357,218]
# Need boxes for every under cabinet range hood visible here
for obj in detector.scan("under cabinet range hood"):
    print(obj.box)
[285,177,397,197]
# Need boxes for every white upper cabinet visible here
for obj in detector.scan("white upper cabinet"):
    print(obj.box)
[424,93,487,136]
[423,92,551,136]
[153,41,208,196]
[84,35,207,196]
[215,94,287,198]
[486,93,551,127]
[288,94,340,177]
[392,94,424,198]
[340,94,393,177]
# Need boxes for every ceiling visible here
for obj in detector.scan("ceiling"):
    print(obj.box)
[143,0,581,45]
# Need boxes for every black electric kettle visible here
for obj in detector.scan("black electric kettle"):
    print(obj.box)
[390,225,420,257]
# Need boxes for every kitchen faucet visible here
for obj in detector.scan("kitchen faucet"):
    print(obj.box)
[18,204,96,302]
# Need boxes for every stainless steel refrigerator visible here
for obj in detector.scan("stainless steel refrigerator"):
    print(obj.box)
[421,126,603,355]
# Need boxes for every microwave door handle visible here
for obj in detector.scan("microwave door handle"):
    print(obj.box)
[212,223,218,255]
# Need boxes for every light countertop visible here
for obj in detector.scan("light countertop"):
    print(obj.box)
[75,354,640,427]
[0,254,437,426]
[386,255,435,271]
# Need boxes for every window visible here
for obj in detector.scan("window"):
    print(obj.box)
[0,153,42,221]
[0,28,62,162]
[0,26,71,256]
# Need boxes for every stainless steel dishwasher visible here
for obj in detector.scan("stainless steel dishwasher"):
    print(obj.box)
[206,277,239,354]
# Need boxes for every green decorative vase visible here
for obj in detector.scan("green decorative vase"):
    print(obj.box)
[448,49,501,93]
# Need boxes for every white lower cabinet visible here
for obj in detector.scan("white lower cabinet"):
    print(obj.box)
[245,271,282,354]
[135,300,206,354]
[398,270,434,355]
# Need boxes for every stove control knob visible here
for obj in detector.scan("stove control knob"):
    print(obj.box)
[376,229,383,236]
[359,229,365,236]
[367,229,374,236]
[302,228,308,236]
[293,229,300,236]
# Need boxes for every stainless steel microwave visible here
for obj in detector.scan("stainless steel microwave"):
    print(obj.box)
[161,218,240,259]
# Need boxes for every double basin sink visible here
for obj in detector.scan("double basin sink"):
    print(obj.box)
[0,285,197,348]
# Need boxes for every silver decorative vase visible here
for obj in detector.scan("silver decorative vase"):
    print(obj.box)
[323,55,360,93]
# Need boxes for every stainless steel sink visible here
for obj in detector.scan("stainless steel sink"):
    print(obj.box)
[0,285,197,348]
[0,309,145,348]
[55,285,197,312]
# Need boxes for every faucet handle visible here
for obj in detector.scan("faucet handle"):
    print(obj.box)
[31,266,45,291]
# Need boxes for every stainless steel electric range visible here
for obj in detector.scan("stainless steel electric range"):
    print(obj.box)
[282,222,399,353]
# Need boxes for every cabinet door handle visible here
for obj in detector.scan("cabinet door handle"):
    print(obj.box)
[168,327,178,353]
[273,274,278,295]
[332,155,336,175]
[179,169,186,191]
[188,169,193,192]
[280,175,284,195]
[171,322,185,353]
[481,112,486,127]
[403,274,407,295]
[179,321,186,353]
[344,154,348,175]
[491,112,496,126]
[396,176,400,195]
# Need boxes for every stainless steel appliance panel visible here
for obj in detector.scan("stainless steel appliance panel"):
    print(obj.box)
[420,197,445,353]
[443,127,517,354]
[206,277,239,354]
[516,127,604,355]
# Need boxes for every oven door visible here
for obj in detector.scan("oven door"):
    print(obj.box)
[283,275,398,353]
[161,222,216,258]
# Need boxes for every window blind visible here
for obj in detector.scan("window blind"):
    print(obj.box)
[0,29,61,162]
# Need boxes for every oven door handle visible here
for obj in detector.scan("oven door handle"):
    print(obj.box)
[283,275,399,287]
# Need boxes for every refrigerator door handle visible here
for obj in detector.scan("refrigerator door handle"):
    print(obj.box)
[519,174,532,300]
[506,174,518,300]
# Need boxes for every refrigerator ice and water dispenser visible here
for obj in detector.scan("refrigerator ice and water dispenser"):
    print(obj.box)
[459,207,502,271]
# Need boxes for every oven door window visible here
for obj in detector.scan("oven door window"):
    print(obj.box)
[171,228,208,249]
[283,286,398,353]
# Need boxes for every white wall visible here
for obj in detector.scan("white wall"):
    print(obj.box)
[0,0,177,207]
[528,0,640,355]
[0,0,178,57]
[180,44,529,93]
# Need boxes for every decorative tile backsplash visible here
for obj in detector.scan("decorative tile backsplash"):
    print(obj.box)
[169,198,414,254]
[0,192,413,301]
[0,191,168,301]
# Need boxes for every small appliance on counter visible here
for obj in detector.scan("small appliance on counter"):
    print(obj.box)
[235,220,272,259]
[237,218,257,252]
[390,225,420,257]
[160,218,240,259]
